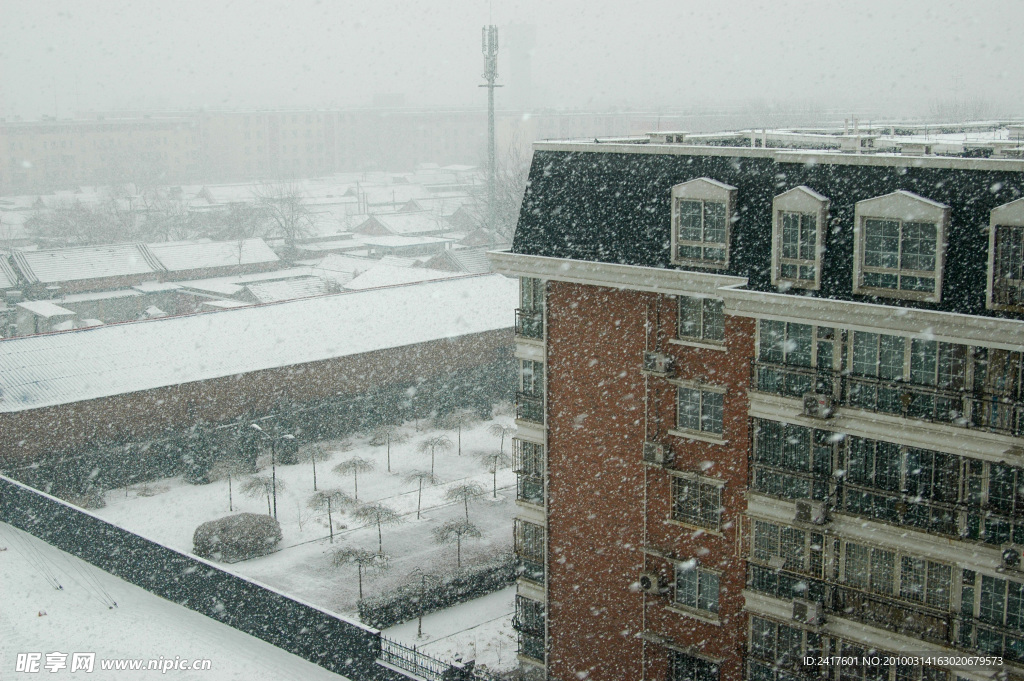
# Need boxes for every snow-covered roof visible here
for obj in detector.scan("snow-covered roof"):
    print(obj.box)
[13,244,164,284]
[343,264,463,290]
[245,277,333,303]
[0,274,516,412]
[360,235,453,247]
[355,213,447,236]
[16,300,75,318]
[147,238,279,272]
[0,258,18,289]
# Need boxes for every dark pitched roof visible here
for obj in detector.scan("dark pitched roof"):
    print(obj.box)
[512,148,1024,318]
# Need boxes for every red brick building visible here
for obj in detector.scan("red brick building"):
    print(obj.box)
[493,127,1024,681]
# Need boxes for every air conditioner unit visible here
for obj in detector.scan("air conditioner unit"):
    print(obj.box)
[802,392,835,419]
[792,598,825,626]
[638,571,667,595]
[1002,545,1023,571]
[642,442,673,466]
[767,555,787,570]
[642,351,674,376]
[795,499,828,525]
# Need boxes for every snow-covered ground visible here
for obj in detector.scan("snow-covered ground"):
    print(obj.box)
[384,586,517,675]
[91,413,519,670]
[0,522,348,680]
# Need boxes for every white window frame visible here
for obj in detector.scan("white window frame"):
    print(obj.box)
[771,186,830,291]
[676,295,725,344]
[670,380,727,442]
[672,558,721,618]
[852,190,949,303]
[670,471,724,532]
[987,197,1024,313]
[670,177,737,270]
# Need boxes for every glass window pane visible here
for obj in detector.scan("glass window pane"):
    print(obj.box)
[782,213,801,260]
[678,200,702,241]
[787,323,813,367]
[853,332,879,377]
[679,296,703,338]
[698,571,719,613]
[864,219,900,269]
[800,214,817,261]
[871,548,896,594]
[701,391,724,434]
[879,335,905,380]
[703,202,726,244]
[677,388,700,431]
[980,575,1006,625]
[845,543,870,590]
[910,339,938,386]
[703,299,724,341]
[901,222,937,272]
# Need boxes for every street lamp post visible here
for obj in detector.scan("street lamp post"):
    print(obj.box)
[250,424,294,521]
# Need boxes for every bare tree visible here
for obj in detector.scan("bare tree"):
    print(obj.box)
[488,424,516,456]
[352,502,404,554]
[332,548,388,600]
[252,181,315,254]
[240,475,283,516]
[432,519,482,568]
[333,456,375,500]
[370,424,408,473]
[417,435,453,478]
[438,409,476,456]
[492,134,531,243]
[212,457,250,512]
[444,481,485,521]
[308,488,353,543]
[476,449,512,498]
[298,445,333,491]
[402,469,439,519]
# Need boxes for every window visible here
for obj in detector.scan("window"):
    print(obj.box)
[513,595,544,661]
[671,474,722,530]
[854,191,948,301]
[674,560,719,615]
[670,651,719,681]
[517,278,544,339]
[751,421,832,500]
[514,520,545,583]
[844,542,895,595]
[752,520,824,576]
[899,557,952,610]
[772,186,829,290]
[513,439,544,505]
[676,386,724,437]
[670,178,736,269]
[677,296,724,343]
[519,360,543,396]
[749,616,822,669]
[988,198,1024,311]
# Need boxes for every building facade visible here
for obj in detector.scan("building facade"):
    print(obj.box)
[492,129,1024,681]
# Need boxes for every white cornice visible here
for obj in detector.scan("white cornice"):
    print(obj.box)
[725,286,1024,350]
[487,251,746,296]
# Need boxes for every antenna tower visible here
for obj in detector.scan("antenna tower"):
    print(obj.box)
[480,25,501,232]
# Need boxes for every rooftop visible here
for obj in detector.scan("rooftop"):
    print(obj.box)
[0,274,515,412]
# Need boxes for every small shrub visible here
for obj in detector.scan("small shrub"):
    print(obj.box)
[193,513,282,562]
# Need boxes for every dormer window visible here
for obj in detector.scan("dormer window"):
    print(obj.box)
[853,190,949,302]
[771,186,830,290]
[988,198,1024,313]
[671,178,736,269]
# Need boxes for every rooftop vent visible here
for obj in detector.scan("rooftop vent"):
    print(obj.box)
[647,131,688,144]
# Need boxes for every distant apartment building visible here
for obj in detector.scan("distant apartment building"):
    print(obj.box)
[491,125,1024,681]
[0,108,772,194]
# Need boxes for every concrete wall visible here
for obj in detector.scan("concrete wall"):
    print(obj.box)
[1,328,513,465]
[0,474,407,681]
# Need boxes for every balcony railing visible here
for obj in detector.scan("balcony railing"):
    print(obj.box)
[751,361,834,399]
[512,614,545,639]
[958,618,1024,662]
[831,583,952,645]
[515,308,544,339]
[969,395,1024,437]
[516,392,544,423]
[748,563,952,645]
[517,475,544,505]
[517,557,545,584]
[844,375,967,426]
[518,632,545,662]
[751,361,1024,436]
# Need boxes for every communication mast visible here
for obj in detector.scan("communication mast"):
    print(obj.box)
[480,25,501,231]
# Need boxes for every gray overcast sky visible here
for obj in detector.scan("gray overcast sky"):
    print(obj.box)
[2,0,1022,118]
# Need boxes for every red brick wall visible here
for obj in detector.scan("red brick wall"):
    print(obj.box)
[0,328,511,465]
[545,282,753,681]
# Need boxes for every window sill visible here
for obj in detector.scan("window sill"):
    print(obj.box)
[666,518,725,538]
[669,338,727,352]
[665,604,721,626]
[853,284,941,304]
[668,428,727,446]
